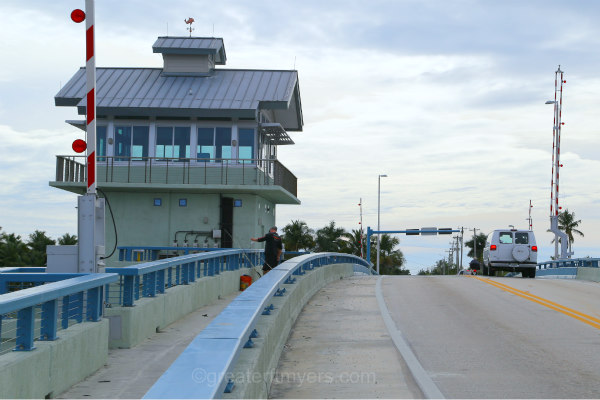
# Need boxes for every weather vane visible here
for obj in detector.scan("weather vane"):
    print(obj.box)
[184,17,195,37]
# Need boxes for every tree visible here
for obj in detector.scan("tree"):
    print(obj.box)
[281,220,314,252]
[0,230,29,267]
[58,233,78,245]
[314,221,349,253]
[464,232,487,262]
[558,209,584,255]
[26,230,56,266]
[342,229,366,257]
[421,258,454,275]
[378,234,400,257]
[368,233,408,275]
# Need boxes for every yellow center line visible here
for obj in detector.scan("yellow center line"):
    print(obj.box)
[468,276,600,330]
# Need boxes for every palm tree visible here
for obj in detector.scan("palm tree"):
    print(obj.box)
[58,233,78,245]
[342,229,366,257]
[281,220,314,252]
[26,230,56,266]
[0,231,29,267]
[464,233,487,262]
[558,209,584,255]
[378,234,400,257]
[314,221,348,252]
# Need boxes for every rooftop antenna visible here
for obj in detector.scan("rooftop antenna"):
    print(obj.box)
[546,65,570,259]
[527,200,533,231]
[185,17,195,37]
[358,198,364,258]
[293,56,297,70]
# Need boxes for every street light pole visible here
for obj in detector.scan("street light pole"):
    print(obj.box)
[377,174,387,274]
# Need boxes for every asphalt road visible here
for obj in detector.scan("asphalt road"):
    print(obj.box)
[382,276,600,399]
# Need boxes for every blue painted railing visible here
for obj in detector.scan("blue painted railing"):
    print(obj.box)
[537,258,600,269]
[0,273,86,295]
[143,253,372,399]
[118,246,227,262]
[0,273,118,354]
[106,249,264,307]
[118,246,309,263]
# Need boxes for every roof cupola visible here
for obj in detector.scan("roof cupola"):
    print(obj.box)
[152,36,227,76]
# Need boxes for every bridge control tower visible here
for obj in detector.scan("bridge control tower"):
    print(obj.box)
[51,36,303,265]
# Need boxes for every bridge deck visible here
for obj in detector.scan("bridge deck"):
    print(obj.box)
[269,276,422,399]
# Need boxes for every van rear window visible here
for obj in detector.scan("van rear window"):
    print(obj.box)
[499,232,513,244]
[515,232,529,244]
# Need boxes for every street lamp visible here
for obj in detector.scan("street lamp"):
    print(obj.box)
[377,174,388,274]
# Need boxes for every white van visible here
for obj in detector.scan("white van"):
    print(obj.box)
[482,229,538,278]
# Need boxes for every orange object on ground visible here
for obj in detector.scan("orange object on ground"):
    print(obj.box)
[240,274,252,291]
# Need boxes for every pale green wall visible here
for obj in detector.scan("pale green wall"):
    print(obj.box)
[103,191,276,265]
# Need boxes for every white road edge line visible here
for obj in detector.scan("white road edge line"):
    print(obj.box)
[375,276,445,399]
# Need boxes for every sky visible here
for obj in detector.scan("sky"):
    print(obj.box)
[1,0,599,274]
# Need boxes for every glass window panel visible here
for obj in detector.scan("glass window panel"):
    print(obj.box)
[132,126,149,160]
[197,128,214,159]
[515,232,529,244]
[174,127,191,160]
[97,126,107,161]
[114,126,131,161]
[215,127,231,162]
[239,128,254,163]
[156,127,173,159]
[499,232,513,244]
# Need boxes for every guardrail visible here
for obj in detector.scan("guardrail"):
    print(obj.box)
[106,249,264,307]
[55,156,298,197]
[0,273,118,354]
[143,252,373,399]
[537,258,600,269]
[118,246,225,262]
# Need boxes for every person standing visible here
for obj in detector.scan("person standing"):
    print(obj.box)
[251,226,283,274]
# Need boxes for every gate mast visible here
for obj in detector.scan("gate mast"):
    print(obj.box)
[546,66,570,259]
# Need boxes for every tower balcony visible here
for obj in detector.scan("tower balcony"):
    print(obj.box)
[50,155,299,204]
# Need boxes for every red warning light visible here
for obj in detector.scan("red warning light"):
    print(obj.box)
[72,139,87,153]
[71,9,86,23]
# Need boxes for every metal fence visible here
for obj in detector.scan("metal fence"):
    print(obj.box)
[55,156,297,197]
[0,273,118,355]
[537,258,600,269]
[105,249,264,307]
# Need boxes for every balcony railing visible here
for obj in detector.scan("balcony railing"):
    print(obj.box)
[55,156,297,197]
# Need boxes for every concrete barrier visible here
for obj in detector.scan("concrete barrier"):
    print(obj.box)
[576,267,600,282]
[0,319,109,399]
[106,268,254,348]
[223,263,354,399]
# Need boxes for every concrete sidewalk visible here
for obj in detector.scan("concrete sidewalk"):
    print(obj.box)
[269,276,423,399]
[57,292,240,399]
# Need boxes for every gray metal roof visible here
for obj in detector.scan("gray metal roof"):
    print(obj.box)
[152,37,226,64]
[55,67,303,131]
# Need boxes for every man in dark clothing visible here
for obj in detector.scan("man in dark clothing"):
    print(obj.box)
[251,226,283,274]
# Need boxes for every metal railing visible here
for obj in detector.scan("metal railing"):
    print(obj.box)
[537,258,600,269]
[55,156,297,197]
[105,249,264,307]
[143,252,372,399]
[0,273,118,354]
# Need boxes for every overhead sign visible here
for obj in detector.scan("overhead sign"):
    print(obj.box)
[438,228,453,235]
[406,229,420,235]
[421,227,437,236]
